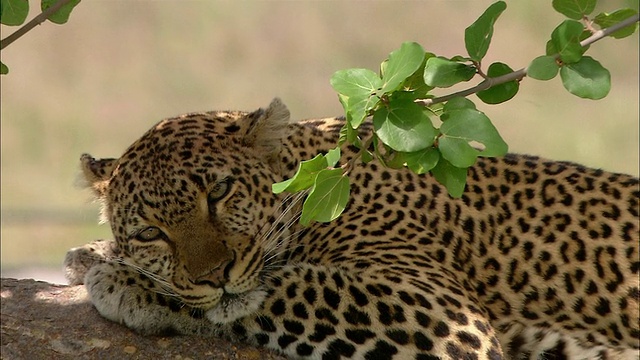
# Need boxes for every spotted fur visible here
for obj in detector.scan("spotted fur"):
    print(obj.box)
[65,98,640,359]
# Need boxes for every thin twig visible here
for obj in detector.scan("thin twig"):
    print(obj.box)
[341,133,375,176]
[418,13,640,107]
[580,13,639,47]
[0,0,76,50]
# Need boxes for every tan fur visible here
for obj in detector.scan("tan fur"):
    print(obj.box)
[66,99,640,359]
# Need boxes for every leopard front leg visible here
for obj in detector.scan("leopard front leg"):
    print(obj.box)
[85,261,220,336]
[233,263,505,360]
[65,240,224,336]
[64,239,118,285]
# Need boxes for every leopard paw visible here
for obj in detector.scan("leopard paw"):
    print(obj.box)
[85,262,219,336]
[64,239,117,285]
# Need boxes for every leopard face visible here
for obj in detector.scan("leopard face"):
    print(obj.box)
[81,99,294,322]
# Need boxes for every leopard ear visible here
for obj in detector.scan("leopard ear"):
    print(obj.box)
[241,97,290,156]
[79,153,117,198]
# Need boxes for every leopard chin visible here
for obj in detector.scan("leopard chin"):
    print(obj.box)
[205,287,268,324]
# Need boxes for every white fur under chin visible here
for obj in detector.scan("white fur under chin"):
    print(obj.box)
[205,288,268,324]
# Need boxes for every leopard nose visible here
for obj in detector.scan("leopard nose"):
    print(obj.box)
[192,258,234,288]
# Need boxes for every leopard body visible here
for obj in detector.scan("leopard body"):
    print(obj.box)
[65,99,640,359]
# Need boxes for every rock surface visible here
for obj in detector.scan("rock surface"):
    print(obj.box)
[1,278,286,360]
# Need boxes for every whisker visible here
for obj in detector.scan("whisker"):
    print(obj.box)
[260,192,304,249]
[261,192,305,256]
[111,258,180,299]
[263,232,304,266]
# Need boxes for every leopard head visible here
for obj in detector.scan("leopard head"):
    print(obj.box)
[81,98,293,322]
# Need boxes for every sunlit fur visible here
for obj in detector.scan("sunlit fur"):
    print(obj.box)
[66,99,640,359]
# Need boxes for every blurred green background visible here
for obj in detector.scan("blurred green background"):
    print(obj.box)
[1,1,638,284]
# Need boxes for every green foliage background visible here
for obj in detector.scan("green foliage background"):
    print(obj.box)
[0,1,638,281]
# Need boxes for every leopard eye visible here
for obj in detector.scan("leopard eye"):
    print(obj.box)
[208,178,233,203]
[136,227,165,242]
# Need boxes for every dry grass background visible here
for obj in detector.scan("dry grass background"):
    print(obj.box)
[1,1,638,283]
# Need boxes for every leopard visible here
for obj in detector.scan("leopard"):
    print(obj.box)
[65,98,640,359]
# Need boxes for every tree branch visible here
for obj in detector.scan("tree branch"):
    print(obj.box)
[0,0,76,50]
[418,13,640,107]
[580,13,639,47]
[1,278,287,359]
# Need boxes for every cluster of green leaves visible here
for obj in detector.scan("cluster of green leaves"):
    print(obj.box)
[272,148,346,226]
[528,0,638,99]
[1,0,81,74]
[273,0,638,225]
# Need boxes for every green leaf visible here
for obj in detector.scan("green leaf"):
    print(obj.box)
[373,98,437,152]
[272,154,327,194]
[551,20,586,63]
[361,149,374,164]
[405,147,440,174]
[465,1,507,62]
[426,102,445,118]
[338,121,348,145]
[331,68,382,128]
[528,55,559,80]
[423,57,476,88]
[348,94,380,128]
[371,136,385,164]
[438,138,480,168]
[338,94,365,137]
[401,52,435,97]
[476,62,519,104]
[388,89,422,103]
[385,151,407,169]
[300,169,350,225]
[560,56,610,99]
[41,0,81,24]
[439,108,508,167]
[545,39,557,56]
[0,62,8,75]
[338,121,362,148]
[380,42,426,94]
[594,9,639,39]
[443,97,477,113]
[324,147,341,168]
[331,68,381,98]
[431,158,468,198]
[552,0,596,20]
[1,0,28,26]
[449,55,473,62]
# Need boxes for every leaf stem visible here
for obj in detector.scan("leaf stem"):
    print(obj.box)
[0,0,76,50]
[342,134,374,176]
[473,60,488,79]
[418,13,639,107]
[582,15,597,34]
